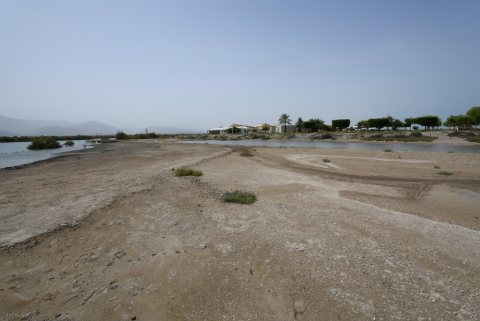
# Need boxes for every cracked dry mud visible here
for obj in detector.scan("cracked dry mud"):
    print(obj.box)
[0,140,479,321]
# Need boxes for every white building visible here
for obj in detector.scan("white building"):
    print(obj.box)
[208,123,293,134]
[275,124,297,133]
[208,124,255,134]
[207,127,231,134]
[255,123,276,133]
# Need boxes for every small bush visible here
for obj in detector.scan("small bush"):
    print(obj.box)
[384,148,393,152]
[311,133,333,140]
[174,167,203,177]
[466,136,480,143]
[434,165,440,169]
[115,131,128,140]
[323,158,331,163]
[437,171,453,176]
[448,131,475,138]
[223,190,257,204]
[239,148,253,157]
[64,140,75,146]
[409,131,423,137]
[321,133,333,139]
[27,137,61,150]
[363,133,436,142]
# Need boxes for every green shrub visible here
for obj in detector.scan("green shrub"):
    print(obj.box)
[239,148,253,157]
[466,136,480,143]
[63,140,75,146]
[115,131,128,140]
[448,131,475,138]
[434,165,440,169]
[384,148,393,152]
[311,133,333,140]
[174,167,203,177]
[223,190,257,204]
[323,158,331,163]
[363,134,436,142]
[131,132,160,139]
[437,171,453,176]
[321,133,333,139]
[409,131,423,137]
[27,137,61,150]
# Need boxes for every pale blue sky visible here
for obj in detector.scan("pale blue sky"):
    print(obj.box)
[1,0,479,130]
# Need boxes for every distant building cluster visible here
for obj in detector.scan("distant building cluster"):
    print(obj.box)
[208,123,296,135]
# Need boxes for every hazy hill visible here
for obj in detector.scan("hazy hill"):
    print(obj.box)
[0,115,199,136]
[147,126,200,134]
[0,116,119,136]
[59,121,119,135]
[0,115,71,136]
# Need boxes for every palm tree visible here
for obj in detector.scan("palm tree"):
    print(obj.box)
[295,117,304,133]
[278,113,292,134]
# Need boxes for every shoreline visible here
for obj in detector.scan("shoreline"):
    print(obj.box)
[0,141,99,170]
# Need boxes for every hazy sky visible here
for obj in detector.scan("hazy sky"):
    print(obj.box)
[1,0,479,131]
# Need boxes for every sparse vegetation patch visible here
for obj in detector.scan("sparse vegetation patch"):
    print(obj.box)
[448,131,475,138]
[363,133,436,142]
[223,190,257,204]
[174,167,203,177]
[310,133,334,140]
[27,137,61,150]
[63,140,75,146]
[239,148,253,157]
[466,136,480,143]
[437,171,453,176]
[409,131,423,137]
[323,158,331,163]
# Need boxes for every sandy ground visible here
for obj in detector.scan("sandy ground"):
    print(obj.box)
[0,140,479,321]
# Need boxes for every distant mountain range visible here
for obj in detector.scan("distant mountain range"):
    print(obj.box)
[0,115,119,136]
[0,115,200,136]
[146,126,200,135]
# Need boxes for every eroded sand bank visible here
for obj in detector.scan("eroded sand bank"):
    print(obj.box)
[0,140,479,321]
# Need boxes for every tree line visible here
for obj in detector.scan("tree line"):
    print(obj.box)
[279,106,479,132]
[444,107,480,130]
[278,114,350,132]
[356,116,441,131]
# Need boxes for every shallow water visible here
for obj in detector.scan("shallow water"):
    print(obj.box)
[183,140,480,153]
[0,140,93,168]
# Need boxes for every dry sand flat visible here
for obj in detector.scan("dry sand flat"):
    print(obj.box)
[0,141,479,321]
